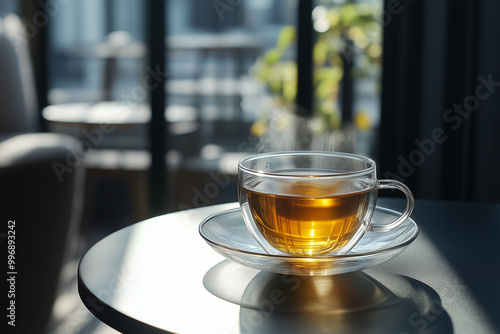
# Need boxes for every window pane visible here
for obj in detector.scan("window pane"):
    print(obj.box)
[166,0,298,152]
[0,0,18,16]
[165,0,299,209]
[313,0,383,156]
[48,0,146,104]
[44,0,299,222]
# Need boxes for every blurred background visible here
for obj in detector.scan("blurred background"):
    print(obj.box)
[1,0,500,333]
[2,0,386,230]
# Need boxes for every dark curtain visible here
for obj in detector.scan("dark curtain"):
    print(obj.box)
[378,0,500,202]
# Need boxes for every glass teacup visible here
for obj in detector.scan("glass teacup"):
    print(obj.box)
[238,151,414,256]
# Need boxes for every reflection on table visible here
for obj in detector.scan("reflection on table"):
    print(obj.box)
[205,260,452,334]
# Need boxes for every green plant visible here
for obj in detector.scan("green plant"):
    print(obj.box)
[252,1,382,136]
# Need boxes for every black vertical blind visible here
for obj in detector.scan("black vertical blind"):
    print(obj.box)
[440,0,478,201]
[296,0,313,116]
[378,0,425,195]
[147,0,167,215]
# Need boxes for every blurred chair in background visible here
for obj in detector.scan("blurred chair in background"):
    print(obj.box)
[0,14,85,333]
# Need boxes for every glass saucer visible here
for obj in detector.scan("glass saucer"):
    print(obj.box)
[199,206,419,276]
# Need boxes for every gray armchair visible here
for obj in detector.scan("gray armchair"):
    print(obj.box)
[0,14,85,333]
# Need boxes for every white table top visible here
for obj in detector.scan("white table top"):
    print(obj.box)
[42,102,198,125]
[78,199,500,333]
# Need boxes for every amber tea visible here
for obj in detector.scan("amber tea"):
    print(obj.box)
[241,177,375,256]
[238,152,414,256]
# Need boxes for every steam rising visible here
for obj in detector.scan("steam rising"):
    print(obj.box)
[256,108,356,153]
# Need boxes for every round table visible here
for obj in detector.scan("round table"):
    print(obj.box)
[78,199,500,333]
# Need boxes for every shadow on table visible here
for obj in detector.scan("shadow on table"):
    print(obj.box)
[204,260,453,334]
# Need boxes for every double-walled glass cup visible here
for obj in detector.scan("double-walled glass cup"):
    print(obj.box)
[238,151,414,256]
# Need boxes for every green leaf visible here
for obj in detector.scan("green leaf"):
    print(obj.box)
[315,79,338,100]
[313,41,328,66]
[339,4,359,26]
[315,67,344,83]
[263,49,283,65]
[327,9,340,28]
[277,25,296,50]
[282,62,297,102]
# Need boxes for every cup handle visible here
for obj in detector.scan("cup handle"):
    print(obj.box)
[370,179,415,232]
